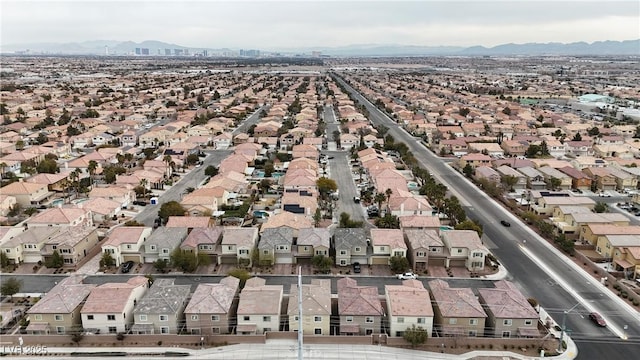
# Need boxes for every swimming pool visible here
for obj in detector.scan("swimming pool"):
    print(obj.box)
[50,199,64,207]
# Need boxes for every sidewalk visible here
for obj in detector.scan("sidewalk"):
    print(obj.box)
[21,340,578,360]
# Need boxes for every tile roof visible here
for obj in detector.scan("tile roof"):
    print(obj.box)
[133,278,191,315]
[28,276,96,314]
[337,277,384,316]
[477,281,538,319]
[385,280,433,317]
[82,276,147,314]
[287,279,331,316]
[184,276,240,314]
[428,279,486,318]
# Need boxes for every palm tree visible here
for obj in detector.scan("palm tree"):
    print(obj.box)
[0,162,6,179]
[87,160,98,188]
[139,178,148,198]
[374,192,387,212]
[163,155,173,178]
[70,169,81,198]
[385,188,393,209]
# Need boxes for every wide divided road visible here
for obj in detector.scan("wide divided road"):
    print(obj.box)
[332,74,640,359]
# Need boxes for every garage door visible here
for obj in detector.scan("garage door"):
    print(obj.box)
[429,258,446,267]
[123,255,141,263]
[371,257,389,265]
[220,256,237,265]
[449,259,466,267]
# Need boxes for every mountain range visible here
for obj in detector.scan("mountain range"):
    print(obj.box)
[1,39,638,56]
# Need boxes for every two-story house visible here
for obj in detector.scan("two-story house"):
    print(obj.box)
[180,227,223,264]
[184,276,240,335]
[385,280,434,337]
[369,229,407,266]
[26,277,96,335]
[334,228,369,267]
[404,229,443,272]
[478,280,539,338]
[294,228,330,263]
[219,227,259,267]
[440,230,488,271]
[583,167,617,191]
[131,279,191,334]
[0,181,51,208]
[143,227,188,264]
[429,280,487,337]
[236,277,283,335]
[288,279,331,335]
[101,226,152,266]
[0,227,62,264]
[81,276,149,334]
[258,227,294,265]
[337,277,384,336]
[40,226,99,268]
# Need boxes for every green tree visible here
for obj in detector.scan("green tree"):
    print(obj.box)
[443,196,467,226]
[374,192,387,210]
[389,255,410,273]
[501,175,518,192]
[0,251,9,268]
[186,153,200,165]
[548,177,562,191]
[403,324,428,348]
[594,202,608,213]
[99,251,116,268]
[339,212,363,228]
[316,177,338,198]
[158,201,186,222]
[525,144,540,158]
[36,158,59,174]
[0,277,22,301]
[228,268,251,288]
[313,208,322,227]
[572,132,582,141]
[204,165,219,177]
[153,259,169,273]
[455,219,483,237]
[311,255,333,274]
[588,127,600,136]
[463,163,474,178]
[45,250,64,268]
[170,248,199,272]
[375,213,400,229]
[502,107,511,115]
[264,161,275,177]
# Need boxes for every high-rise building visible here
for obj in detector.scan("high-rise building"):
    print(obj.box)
[141,48,150,55]
[105,45,109,56]
[165,48,172,56]
[135,47,141,55]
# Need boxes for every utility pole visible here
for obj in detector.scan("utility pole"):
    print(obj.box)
[298,265,303,360]
[558,303,580,352]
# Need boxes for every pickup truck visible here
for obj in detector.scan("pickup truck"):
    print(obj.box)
[396,272,417,280]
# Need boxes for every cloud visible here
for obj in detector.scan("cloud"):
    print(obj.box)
[1,0,638,48]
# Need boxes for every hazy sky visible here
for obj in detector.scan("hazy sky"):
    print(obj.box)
[1,0,638,49]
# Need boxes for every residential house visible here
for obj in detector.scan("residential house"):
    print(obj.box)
[385,280,434,337]
[184,276,240,335]
[518,167,546,189]
[219,227,258,267]
[165,216,213,229]
[369,229,407,265]
[260,212,312,238]
[530,196,595,216]
[404,229,444,271]
[88,186,134,208]
[0,181,51,207]
[26,207,93,227]
[26,276,96,335]
[0,194,17,217]
[334,228,369,267]
[143,227,188,263]
[131,279,191,334]
[496,166,527,190]
[558,166,592,190]
[81,276,149,334]
[387,190,433,217]
[475,166,501,183]
[440,230,488,271]
[101,226,152,266]
[459,154,492,169]
[288,279,332,335]
[612,244,640,279]
[236,277,283,334]
[583,167,616,191]
[595,234,640,260]
[478,281,539,338]
[606,166,638,191]
[0,227,62,264]
[429,280,487,337]
[180,227,223,264]
[337,277,384,335]
[294,227,330,264]
[40,226,99,268]
[25,173,70,193]
[580,224,640,246]
[259,227,293,265]
[538,166,572,190]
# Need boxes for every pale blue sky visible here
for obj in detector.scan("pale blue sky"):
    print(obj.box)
[1,0,638,49]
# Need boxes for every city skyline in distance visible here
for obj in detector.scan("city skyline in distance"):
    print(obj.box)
[1,0,639,51]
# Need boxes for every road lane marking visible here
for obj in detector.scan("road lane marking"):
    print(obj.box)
[519,244,628,340]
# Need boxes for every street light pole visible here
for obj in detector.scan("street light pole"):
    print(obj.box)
[558,303,580,353]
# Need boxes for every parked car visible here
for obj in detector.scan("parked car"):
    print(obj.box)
[598,192,612,197]
[396,272,417,280]
[133,200,147,206]
[500,220,511,227]
[588,312,607,327]
[121,261,135,273]
[353,262,361,273]
[353,196,361,203]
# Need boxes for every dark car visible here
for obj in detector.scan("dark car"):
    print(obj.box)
[353,262,361,273]
[133,200,147,206]
[121,261,135,273]
[500,220,511,227]
[589,312,607,327]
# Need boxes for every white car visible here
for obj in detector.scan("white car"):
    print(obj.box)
[396,272,417,280]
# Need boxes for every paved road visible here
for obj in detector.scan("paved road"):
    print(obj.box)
[133,105,266,227]
[331,73,640,360]
[323,105,339,150]
[133,150,233,226]
[324,151,367,225]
